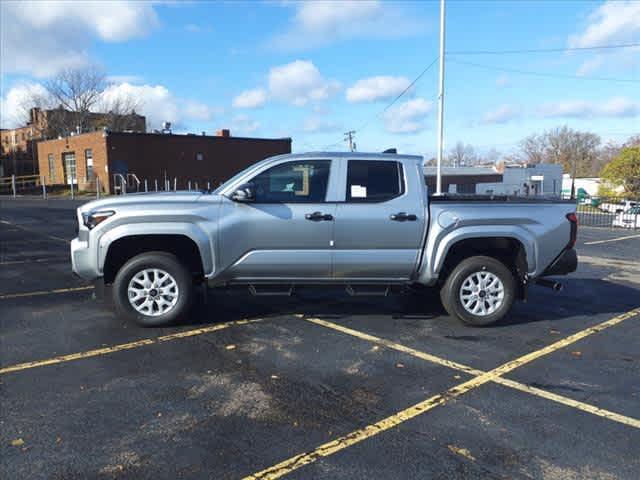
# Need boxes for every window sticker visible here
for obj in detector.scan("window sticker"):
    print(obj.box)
[351,185,367,198]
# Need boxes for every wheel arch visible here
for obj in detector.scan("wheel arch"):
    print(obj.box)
[101,230,209,284]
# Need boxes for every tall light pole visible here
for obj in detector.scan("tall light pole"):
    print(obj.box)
[435,0,446,195]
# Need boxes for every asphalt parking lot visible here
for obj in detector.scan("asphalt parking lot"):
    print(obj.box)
[1,199,639,479]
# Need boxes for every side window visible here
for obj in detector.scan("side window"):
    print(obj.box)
[346,160,404,202]
[250,160,330,203]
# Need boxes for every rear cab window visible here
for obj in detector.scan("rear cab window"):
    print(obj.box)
[345,160,404,203]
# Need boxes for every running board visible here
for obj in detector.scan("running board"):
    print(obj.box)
[346,285,390,297]
[248,284,294,296]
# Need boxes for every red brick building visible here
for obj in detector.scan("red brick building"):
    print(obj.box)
[1,107,145,177]
[37,130,292,194]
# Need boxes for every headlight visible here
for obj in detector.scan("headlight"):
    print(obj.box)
[82,210,115,229]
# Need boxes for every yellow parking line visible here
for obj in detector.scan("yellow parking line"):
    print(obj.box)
[494,377,640,429]
[304,316,640,429]
[584,233,640,245]
[0,219,69,243]
[0,318,264,375]
[245,308,639,479]
[0,258,54,266]
[0,285,94,300]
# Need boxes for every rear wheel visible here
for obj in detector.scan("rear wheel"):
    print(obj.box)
[113,252,194,326]
[440,256,515,326]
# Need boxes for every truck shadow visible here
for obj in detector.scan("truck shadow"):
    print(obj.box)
[184,277,639,328]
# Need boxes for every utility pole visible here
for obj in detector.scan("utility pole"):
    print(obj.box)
[344,130,356,152]
[435,0,446,195]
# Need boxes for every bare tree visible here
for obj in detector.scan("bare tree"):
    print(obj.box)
[519,133,547,164]
[448,141,477,167]
[44,66,106,135]
[96,93,143,132]
[545,126,600,178]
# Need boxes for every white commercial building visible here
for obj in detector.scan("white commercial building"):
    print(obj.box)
[477,164,563,197]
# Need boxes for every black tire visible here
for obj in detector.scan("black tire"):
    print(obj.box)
[440,255,515,326]
[113,252,194,327]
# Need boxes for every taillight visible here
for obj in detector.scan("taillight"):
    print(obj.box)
[566,212,578,249]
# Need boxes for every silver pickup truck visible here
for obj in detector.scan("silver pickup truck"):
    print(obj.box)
[71,152,577,327]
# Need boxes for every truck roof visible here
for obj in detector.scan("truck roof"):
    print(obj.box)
[270,151,424,163]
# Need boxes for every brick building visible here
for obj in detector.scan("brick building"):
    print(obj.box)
[37,129,292,194]
[1,107,145,177]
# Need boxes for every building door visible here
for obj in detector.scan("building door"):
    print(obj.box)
[217,159,335,280]
[62,152,77,184]
[332,160,426,280]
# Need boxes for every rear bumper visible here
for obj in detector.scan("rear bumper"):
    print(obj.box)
[542,248,578,276]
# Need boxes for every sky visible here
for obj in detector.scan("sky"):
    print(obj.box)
[0,0,638,159]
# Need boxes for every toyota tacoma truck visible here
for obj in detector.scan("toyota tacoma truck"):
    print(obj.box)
[71,152,578,327]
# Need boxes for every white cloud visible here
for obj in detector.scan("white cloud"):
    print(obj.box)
[383,98,433,134]
[232,88,268,109]
[231,114,260,135]
[302,117,340,133]
[0,83,49,128]
[106,75,144,85]
[99,82,218,130]
[538,97,640,118]
[346,76,411,103]
[568,1,640,75]
[569,1,640,48]
[0,1,159,77]
[482,104,521,124]
[271,0,425,51]
[268,60,340,106]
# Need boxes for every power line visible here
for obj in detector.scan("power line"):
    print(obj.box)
[356,55,440,133]
[447,42,640,55]
[321,55,439,150]
[447,58,640,83]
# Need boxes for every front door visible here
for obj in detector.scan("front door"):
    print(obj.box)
[333,159,426,280]
[218,159,336,280]
[62,152,77,184]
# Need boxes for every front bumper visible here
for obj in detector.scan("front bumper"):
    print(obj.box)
[542,248,578,277]
[70,237,100,281]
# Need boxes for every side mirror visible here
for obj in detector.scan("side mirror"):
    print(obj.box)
[230,183,255,202]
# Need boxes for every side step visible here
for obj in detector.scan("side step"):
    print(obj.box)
[248,284,294,296]
[346,285,390,297]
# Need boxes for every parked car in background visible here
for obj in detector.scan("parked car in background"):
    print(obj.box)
[612,206,640,229]
[599,199,638,214]
[71,152,578,328]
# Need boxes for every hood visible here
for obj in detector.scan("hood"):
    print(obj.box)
[78,191,213,214]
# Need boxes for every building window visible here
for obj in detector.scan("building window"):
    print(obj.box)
[63,152,77,184]
[48,154,56,183]
[85,148,94,181]
[196,152,204,161]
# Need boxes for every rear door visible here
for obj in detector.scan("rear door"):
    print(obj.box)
[332,159,426,280]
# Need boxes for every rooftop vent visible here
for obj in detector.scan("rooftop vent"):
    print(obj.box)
[216,129,231,137]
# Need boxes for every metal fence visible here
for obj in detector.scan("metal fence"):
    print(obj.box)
[569,196,640,229]
[0,174,104,200]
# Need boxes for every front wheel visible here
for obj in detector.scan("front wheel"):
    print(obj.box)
[440,256,515,326]
[113,252,194,327]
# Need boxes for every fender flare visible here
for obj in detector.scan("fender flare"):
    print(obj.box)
[418,225,536,285]
[97,223,214,275]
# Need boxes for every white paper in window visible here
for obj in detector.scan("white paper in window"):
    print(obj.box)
[351,185,367,198]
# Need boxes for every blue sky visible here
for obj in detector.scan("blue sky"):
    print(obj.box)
[1,1,638,159]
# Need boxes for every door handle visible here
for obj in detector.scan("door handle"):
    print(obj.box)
[390,212,417,222]
[305,211,333,221]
